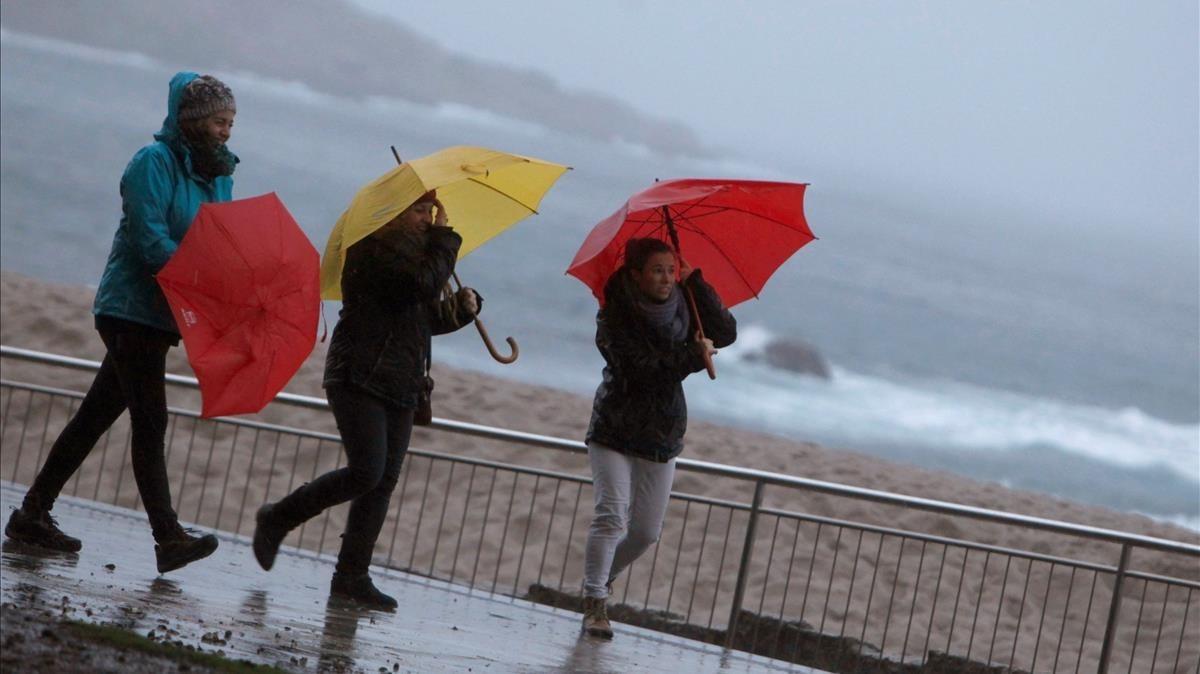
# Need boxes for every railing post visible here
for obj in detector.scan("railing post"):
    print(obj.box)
[1097,543,1131,674]
[725,479,765,649]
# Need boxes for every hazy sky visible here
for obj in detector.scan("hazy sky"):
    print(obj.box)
[352,0,1198,248]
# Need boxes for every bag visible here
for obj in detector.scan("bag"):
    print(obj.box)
[414,374,434,426]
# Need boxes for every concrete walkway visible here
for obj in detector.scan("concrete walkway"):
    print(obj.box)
[0,483,819,673]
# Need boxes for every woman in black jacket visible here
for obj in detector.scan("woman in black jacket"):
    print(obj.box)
[580,237,736,638]
[252,191,478,610]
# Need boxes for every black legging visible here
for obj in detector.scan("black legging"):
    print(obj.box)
[269,384,413,575]
[24,321,180,542]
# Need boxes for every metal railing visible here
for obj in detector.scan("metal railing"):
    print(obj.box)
[2,345,1197,673]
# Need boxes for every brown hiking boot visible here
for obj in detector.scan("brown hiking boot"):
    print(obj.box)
[582,596,613,639]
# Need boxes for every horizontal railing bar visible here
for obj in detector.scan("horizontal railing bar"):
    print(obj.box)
[401,448,591,484]
[1125,569,1200,590]
[753,506,1163,572]
[4,344,1199,557]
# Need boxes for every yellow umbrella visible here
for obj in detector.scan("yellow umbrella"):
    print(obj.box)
[321,145,569,298]
[320,145,570,360]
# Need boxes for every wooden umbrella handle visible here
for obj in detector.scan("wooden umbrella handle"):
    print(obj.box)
[452,272,519,364]
[663,205,716,379]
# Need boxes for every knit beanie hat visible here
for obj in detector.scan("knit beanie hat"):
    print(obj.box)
[178,75,236,122]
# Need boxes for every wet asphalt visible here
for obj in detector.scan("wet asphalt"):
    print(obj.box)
[0,483,807,673]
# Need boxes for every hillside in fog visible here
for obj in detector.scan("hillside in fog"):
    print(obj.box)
[0,0,707,156]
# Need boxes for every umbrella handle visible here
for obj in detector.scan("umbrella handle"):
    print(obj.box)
[664,206,716,380]
[683,285,717,380]
[452,272,519,364]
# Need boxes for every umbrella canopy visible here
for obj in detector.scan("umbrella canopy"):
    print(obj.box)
[320,145,570,300]
[566,179,814,307]
[157,192,320,418]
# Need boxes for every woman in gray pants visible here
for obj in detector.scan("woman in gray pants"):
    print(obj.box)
[580,237,736,638]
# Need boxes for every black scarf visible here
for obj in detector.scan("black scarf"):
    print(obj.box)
[182,130,237,182]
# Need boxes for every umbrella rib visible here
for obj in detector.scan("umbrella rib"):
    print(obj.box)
[668,196,723,221]
[686,226,762,300]
[666,193,806,302]
[694,204,811,232]
[467,175,539,214]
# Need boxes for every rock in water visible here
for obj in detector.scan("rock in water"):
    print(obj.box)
[744,339,831,379]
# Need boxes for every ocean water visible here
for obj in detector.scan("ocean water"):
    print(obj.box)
[1,30,1197,526]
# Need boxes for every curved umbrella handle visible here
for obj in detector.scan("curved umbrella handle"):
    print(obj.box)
[452,272,519,364]
[473,318,519,364]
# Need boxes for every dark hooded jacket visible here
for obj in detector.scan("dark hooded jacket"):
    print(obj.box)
[323,224,475,407]
[585,269,736,462]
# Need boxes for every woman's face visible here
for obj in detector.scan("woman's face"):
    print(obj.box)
[393,201,436,235]
[194,111,235,147]
[631,251,677,302]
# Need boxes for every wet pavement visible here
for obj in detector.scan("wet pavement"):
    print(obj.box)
[0,483,815,673]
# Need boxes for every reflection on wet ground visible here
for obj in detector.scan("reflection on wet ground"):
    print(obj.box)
[1,484,808,672]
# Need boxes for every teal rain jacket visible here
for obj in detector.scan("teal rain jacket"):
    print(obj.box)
[92,71,237,334]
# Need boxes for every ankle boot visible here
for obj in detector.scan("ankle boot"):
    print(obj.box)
[5,505,81,553]
[329,572,397,611]
[582,596,614,639]
[252,503,288,571]
[155,526,219,573]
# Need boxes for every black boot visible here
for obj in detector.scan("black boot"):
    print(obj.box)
[252,503,288,571]
[5,505,81,553]
[329,572,397,611]
[155,526,219,573]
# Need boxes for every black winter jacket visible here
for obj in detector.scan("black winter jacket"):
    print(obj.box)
[323,225,475,407]
[585,269,736,462]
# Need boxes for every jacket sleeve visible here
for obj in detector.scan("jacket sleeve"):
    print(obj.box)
[686,270,737,348]
[597,312,706,384]
[395,227,461,301]
[120,147,179,272]
[342,227,462,310]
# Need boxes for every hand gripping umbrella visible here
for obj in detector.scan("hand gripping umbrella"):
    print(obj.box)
[157,192,320,417]
[567,178,815,379]
[320,145,570,363]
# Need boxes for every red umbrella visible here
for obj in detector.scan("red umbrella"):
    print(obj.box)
[157,192,320,417]
[566,178,814,377]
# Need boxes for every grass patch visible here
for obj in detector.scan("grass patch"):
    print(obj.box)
[63,621,286,673]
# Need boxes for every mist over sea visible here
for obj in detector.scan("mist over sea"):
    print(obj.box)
[2,30,1196,527]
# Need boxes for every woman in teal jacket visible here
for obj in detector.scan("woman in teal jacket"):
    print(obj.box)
[5,71,238,574]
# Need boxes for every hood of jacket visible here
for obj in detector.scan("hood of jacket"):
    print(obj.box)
[154,71,198,147]
[153,71,238,181]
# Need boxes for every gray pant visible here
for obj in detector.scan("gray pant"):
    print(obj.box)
[582,442,676,599]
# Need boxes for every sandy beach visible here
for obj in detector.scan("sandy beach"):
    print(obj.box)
[2,270,1197,671]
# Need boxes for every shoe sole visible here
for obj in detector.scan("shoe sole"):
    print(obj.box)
[584,626,614,639]
[157,536,219,574]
